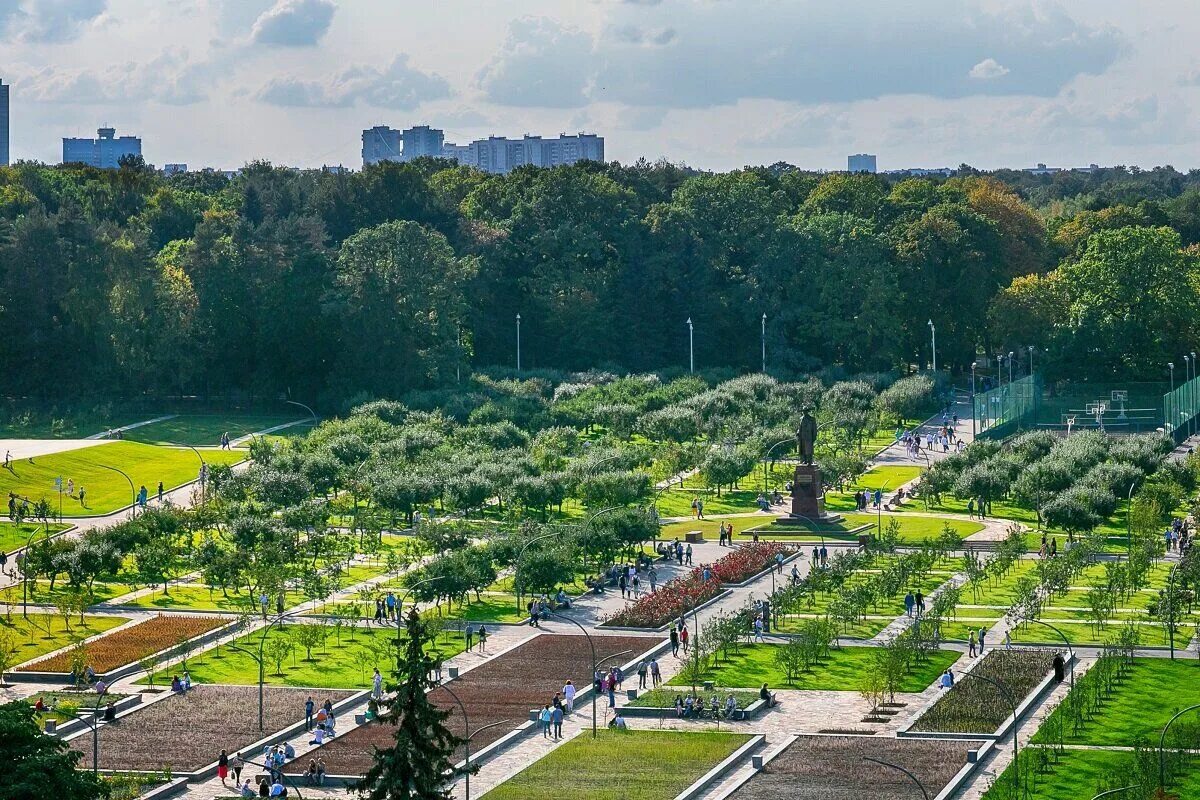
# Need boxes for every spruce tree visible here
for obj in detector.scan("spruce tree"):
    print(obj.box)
[1,700,109,800]
[357,609,464,800]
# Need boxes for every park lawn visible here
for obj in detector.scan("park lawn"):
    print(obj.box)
[1076,560,1175,590]
[118,584,307,613]
[654,488,771,518]
[984,746,1200,800]
[666,643,958,691]
[957,560,1040,608]
[1046,588,1156,612]
[0,578,137,606]
[146,624,466,690]
[124,415,304,447]
[0,441,243,516]
[2,613,130,665]
[823,465,925,513]
[659,518,782,541]
[480,730,752,800]
[933,620,1002,643]
[775,614,892,639]
[0,409,145,439]
[487,573,591,595]
[0,521,72,553]
[783,570,950,619]
[625,687,760,709]
[1010,618,1180,648]
[678,460,794,492]
[1031,658,1200,747]
[950,606,1009,620]
[28,690,129,727]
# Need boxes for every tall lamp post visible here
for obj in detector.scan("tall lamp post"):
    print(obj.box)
[515,313,521,373]
[1192,352,1197,438]
[437,680,511,800]
[96,463,137,517]
[545,609,629,738]
[959,672,1020,797]
[1017,618,1074,688]
[876,480,890,543]
[1007,351,1014,385]
[927,320,936,372]
[970,362,978,439]
[227,609,306,732]
[1168,362,1175,437]
[687,317,694,374]
[167,441,207,505]
[863,757,929,800]
[1028,345,1035,378]
[996,353,1003,389]
[760,313,767,373]
[284,400,319,426]
[1159,704,1200,791]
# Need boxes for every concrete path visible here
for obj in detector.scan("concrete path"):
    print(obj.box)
[0,438,107,461]
[82,414,178,440]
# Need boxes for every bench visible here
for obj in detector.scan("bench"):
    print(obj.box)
[684,530,705,544]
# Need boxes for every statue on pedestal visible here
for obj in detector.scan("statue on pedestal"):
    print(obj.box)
[796,409,817,465]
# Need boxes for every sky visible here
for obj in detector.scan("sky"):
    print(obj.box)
[0,0,1196,172]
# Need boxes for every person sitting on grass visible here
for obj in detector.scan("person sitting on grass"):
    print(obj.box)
[759,683,777,708]
[608,712,628,730]
[170,675,184,694]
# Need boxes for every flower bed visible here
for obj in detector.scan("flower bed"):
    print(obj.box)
[909,648,1058,734]
[602,542,790,629]
[18,614,227,674]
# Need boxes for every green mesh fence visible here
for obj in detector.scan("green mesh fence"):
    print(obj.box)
[1163,374,1200,442]
[973,375,1040,440]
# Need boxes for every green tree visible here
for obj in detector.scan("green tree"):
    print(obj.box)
[0,700,110,800]
[357,609,466,800]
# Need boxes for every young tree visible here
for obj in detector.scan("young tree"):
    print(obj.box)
[0,700,110,799]
[357,609,466,800]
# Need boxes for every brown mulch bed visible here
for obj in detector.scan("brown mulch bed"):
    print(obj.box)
[20,614,227,674]
[70,685,353,773]
[730,735,985,800]
[288,632,659,778]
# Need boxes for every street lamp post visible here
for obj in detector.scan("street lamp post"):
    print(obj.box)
[927,320,936,373]
[284,400,319,425]
[96,463,137,517]
[1159,704,1200,790]
[544,609,630,738]
[1017,618,1074,688]
[437,680,511,800]
[762,438,794,495]
[227,609,305,732]
[73,686,109,775]
[515,314,521,372]
[1007,351,1014,385]
[862,757,929,800]
[1125,481,1138,558]
[958,672,1020,797]
[761,313,767,373]
[1192,352,1197,438]
[970,362,978,439]
[687,318,694,374]
[1168,362,1176,436]
[168,441,207,505]
[876,480,891,543]
[1091,787,1139,800]
[996,353,1003,389]
[1028,345,1035,378]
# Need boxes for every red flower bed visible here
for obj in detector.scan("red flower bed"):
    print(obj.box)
[602,542,790,628]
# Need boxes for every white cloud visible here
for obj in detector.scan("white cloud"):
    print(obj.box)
[476,17,595,108]
[0,0,106,42]
[12,49,216,105]
[251,0,335,46]
[256,55,450,109]
[969,58,1010,80]
[739,105,850,148]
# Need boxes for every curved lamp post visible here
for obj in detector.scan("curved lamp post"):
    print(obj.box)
[1092,786,1139,800]
[863,756,929,800]
[285,400,319,426]
[958,671,1020,797]
[1159,703,1200,790]
[1166,559,1182,660]
[437,679,511,800]
[761,438,795,495]
[227,609,307,732]
[166,441,207,505]
[20,521,53,619]
[1016,617,1074,688]
[543,609,632,738]
[95,463,136,517]
[72,685,109,774]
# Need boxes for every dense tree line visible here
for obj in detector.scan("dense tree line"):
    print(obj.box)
[5,157,1200,404]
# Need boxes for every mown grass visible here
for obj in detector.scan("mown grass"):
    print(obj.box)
[983,747,1200,800]
[0,521,72,553]
[0,441,243,516]
[665,643,958,691]
[2,613,130,665]
[479,730,753,800]
[125,415,304,446]
[145,623,466,690]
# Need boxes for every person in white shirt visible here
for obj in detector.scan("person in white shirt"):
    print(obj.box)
[562,681,576,713]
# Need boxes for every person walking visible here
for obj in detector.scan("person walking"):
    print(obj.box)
[978,626,987,653]
[670,626,680,657]
[563,680,576,713]
[304,696,315,731]
[551,703,563,740]
[681,624,690,653]
[372,668,383,699]
[78,486,86,507]
[477,624,488,652]
[915,590,925,616]
[233,753,245,786]
[968,630,977,658]
[904,590,915,618]
[465,625,474,651]
[157,481,164,504]
[685,543,693,565]
[650,658,661,687]
[539,704,552,738]
[649,566,658,592]
[637,660,648,689]
[606,671,616,708]
[218,750,230,785]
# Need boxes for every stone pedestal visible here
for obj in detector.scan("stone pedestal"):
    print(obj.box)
[774,464,842,526]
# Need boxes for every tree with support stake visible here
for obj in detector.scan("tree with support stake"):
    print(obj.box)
[358,608,465,800]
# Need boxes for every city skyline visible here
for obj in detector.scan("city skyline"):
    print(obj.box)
[0,1,1198,172]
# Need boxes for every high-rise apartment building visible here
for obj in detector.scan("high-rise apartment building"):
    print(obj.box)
[362,125,402,165]
[0,79,9,167]
[401,125,445,160]
[848,153,877,173]
[63,127,142,168]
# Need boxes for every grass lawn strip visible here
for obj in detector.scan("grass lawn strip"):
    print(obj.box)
[731,734,986,800]
[124,415,304,446]
[1031,658,1200,747]
[0,521,72,553]
[982,746,1200,800]
[147,622,465,690]
[289,633,654,777]
[69,685,353,772]
[2,613,130,665]
[479,730,752,800]
[0,441,243,516]
[665,643,958,692]
[19,614,227,673]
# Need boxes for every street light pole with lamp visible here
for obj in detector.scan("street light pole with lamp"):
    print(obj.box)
[687,317,694,374]
[1168,362,1176,437]
[957,672,1021,798]
[1007,351,1014,385]
[862,756,929,800]
[227,608,307,732]
[1017,617,1075,689]
[970,362,978,439]
[515,313,521,372]
[1159,703,1200,791]
[96,463,137,518]
[436,679,511,800]
[760,313,767,373]
[927,320,936,372]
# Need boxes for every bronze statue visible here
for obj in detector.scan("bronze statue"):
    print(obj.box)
[796,410,817,465]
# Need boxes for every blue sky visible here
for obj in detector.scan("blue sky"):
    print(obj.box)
[0,0,1193,171]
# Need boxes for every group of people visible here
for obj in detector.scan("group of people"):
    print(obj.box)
[536,678,586,739]
[899,416,962,458]
[1167,517,1192,554]
[305,696,339,746]
[135,481,165,509]
[902,590,926,618]
[811,545,829,569]
[672,692,740,719]
[716,521,738,546]
[369,592,400,624]
[169,670,193,693]
[754,491,785,511]
[852,488,884,511]
[527,589,575,626]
